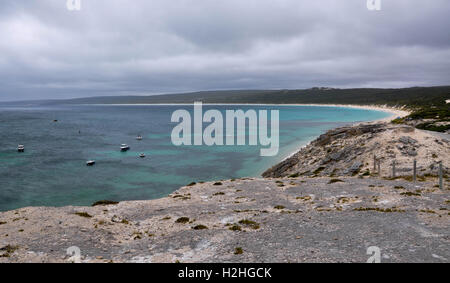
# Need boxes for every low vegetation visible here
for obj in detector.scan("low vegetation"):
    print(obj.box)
[92,200,119,206]
[400,192,421,197]
[74,212,92,218]
[228,224,242,231]
[419,209,436,214]
[238,219,260,230]
[353,207,405,213]
[328,179,344,184]
[192,225,208,230]
[313,167,326,174]
[234,247,243,255]
[175,217,190,224]
[296,196,312,201]
[0,245,19,258]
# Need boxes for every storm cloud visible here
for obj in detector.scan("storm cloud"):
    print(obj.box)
[0,0,449,101]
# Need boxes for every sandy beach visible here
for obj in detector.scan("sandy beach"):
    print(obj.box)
[92,103,411,121]
[272,104,411,161]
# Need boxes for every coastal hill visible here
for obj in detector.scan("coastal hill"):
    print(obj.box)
[39,85,449,133]
[5,86,449,132]
[60,86,450,108]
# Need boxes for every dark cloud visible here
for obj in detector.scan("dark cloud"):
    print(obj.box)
[0,0,449,101]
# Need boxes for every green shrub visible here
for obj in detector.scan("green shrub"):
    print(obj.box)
[175,217,190,224]
[328,178,344,184]
[192,225,208,230]
[234,247,243,255]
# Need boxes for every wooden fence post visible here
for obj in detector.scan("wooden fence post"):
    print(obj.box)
[373,154,377,172]
[413,159,417,183]
[392,160,396,178]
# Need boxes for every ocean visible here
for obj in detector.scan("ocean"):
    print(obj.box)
[0,104,390,211]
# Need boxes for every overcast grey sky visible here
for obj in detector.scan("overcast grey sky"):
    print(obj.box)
[0,0,449,101]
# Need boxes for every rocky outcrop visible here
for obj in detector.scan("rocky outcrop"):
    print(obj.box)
[263,123,449,178]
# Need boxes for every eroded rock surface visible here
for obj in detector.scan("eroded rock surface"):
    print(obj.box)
[0,177,448,263]
[263,123,449,178]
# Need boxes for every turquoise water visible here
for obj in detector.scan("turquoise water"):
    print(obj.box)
[0,104,390,211]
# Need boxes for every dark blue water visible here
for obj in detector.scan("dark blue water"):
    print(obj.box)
[0,104,390,211]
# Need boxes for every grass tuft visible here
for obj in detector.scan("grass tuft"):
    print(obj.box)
[234,247,243,255]
[74,212,92,218]
[0,245,19,258]
[192,225,208,230]
[229,224,242,231]
[175,217,190,224]
[400,192,421,196]
[238,219,260,230]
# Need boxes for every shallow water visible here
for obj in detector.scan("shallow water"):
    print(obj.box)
[0,104,390,211]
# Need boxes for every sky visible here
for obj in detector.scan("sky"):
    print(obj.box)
[0,0,449,101]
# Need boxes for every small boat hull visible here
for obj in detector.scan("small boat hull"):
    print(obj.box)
[86,161,96,166]
[120,144,130,151]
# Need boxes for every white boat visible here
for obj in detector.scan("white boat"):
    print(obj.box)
[17,145,25,152]
[139,153,146,158]
[120,144,130,151]
[136,135,143,140]
[86,160,95,166]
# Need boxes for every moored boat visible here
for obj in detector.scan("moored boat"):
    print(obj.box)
[120,144,130,151]
[86,160,95,166]
[17,145,25,152]
[139,153,146,158]
[136,135,143,140]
